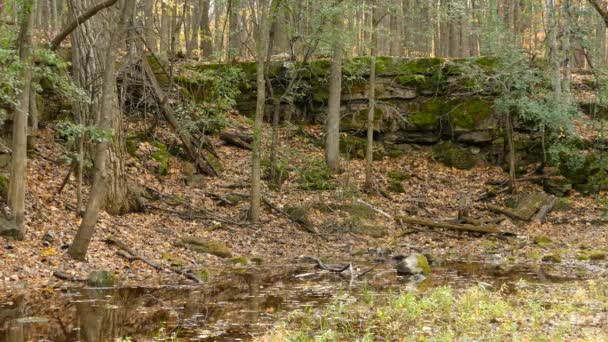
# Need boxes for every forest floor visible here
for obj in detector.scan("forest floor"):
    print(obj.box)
[1,109,607,293]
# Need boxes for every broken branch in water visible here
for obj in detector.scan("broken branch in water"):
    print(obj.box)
[104,237,202,283]
[298,256,351,273]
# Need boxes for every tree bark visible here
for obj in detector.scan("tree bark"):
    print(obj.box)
[68,0,133,261]
[7,0,36,240]
[326,7,343,173]
[200,0,213,57]
[143,0,156,51]
[49,0,119,51]
[588,0,608,27]
[249,0,272,223]
[365,0,377,191]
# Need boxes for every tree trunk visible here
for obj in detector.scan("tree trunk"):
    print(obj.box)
[6,0,36,240]
[249,0,272,223]
[365,0,377,192]
[326,9,343,173]
[68,0,133,261]
[546,0,562,101]
[69,0,133,215]
[161,1,170,52]
[228,0,240,61]
[143,0,156,51]
[200,0,213,58]
[562,0,572,99]
[506,112,517,193]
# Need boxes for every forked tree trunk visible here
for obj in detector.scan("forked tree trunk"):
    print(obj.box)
[69,0,133,215]
[6,0,36,240]
[68,0,133,261]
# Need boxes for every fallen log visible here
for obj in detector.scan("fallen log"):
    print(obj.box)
[534,196,558,224]
[263,198,317,234]
[104,237,202,283]
[142,56,218,176]
[485,204,531,221]
[396,215,503,234]
[52,271,86,283]
[220,131,253,150]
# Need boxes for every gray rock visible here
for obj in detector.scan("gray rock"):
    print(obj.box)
[0,215,19,239]
[456,130,494,144]
[87,271,115,288]
[396,254,431,276]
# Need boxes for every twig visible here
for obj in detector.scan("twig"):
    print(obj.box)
[104,237,202,283]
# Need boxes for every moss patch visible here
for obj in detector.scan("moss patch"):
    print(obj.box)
[181,236,232,258]
[432,142,477,170]
[449,98,493,129]
[410,101,444,129]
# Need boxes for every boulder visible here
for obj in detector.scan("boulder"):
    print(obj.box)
[543,177,572,197]
[513,192,550,221]
[0,215,19,238]
[432,142,477,169]
[396,254,431,276]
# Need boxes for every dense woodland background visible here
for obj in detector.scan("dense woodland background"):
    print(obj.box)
[1,0,608,260]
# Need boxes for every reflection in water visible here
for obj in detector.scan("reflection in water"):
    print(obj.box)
[0,261,574,341]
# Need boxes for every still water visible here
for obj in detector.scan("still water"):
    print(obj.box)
[0,260,573,341]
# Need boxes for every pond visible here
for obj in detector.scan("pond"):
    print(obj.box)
[0,258,576,341]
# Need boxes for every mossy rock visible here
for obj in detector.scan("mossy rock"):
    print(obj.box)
[514,193,550,221]
[337,203,376,221]
[284,205,313,228]
[126,134,140,157]
[229,256,249,266]
[251,257,264,265]
[541,254,562,263]
[350,224,388,238]
[151,142,170,176]
[86,271,115,288]
[195,268,210,281]
[386,149,406,158]
[410,101,444,129]
[339,135,385,160]
[161,253,185,267]
[533,236,553,247]
[577,254,590,261]
[395,74,434,91]
[388,171,411,181]
[342,107,384,132]
[297,159,335,190]
[207,153,223,175]
[0,174,8,198]
[589,251,606,260]
[396,254,431,276]
[181,236,232,258]
[448,98,493,130]
[432,142,477,170]
[388,180,405,193]
[543,177,572,197]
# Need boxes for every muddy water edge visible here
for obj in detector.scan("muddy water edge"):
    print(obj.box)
[0,258,582,341]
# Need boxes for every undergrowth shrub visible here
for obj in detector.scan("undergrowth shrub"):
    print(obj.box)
[297,158,335,190]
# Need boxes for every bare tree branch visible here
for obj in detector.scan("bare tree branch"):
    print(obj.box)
[50,0,119,51]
